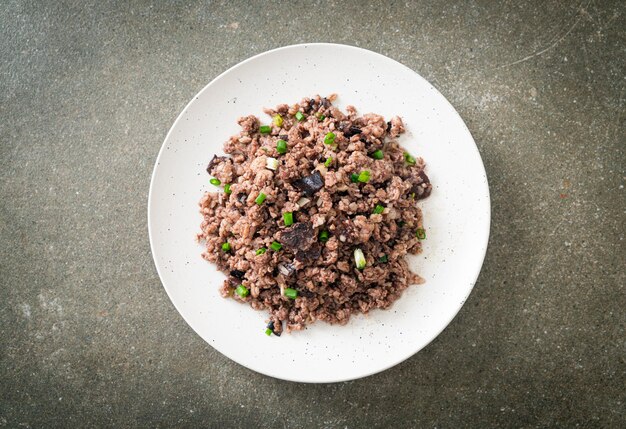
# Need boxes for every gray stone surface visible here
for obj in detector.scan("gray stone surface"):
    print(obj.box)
[1,0,624,427]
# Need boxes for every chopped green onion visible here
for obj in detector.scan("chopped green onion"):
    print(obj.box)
[273,114,283,127]
[324,132,336,145]
[259,125,271,134]
[373,204,385,214]
[284,288,298,299]
[224,183,232,194]
[265,328,273,336]
[357,170,371,183]
[235,285,249,298]
[416,228,426,240]
[295,111,305,122]
[319,230,330,242]
[372,149,384,160]
[270,241,282,251]
[256,247,267,255]
[210,178,221,186]
[409,192,416,200]
[404,152,416,165]
[324,157,333,167]
[221,242,231,252]
[350,173,359,183]
[378,254,388,263]
[276,139,287,154]
[255,192,267,205]
[266,157,279,170]
[317,113,325,121]
[283,212,294,226]
[354,248,366,270]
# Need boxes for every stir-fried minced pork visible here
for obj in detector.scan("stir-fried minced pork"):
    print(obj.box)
[197,94,432,334]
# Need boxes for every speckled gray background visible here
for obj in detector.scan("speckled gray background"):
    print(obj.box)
[1,1,624,428]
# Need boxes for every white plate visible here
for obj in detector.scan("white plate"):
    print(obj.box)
[148,43,490,383]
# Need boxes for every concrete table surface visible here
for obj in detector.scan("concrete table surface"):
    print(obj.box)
[1,1,624,427]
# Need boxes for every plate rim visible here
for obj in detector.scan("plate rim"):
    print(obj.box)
[148,42,491,383]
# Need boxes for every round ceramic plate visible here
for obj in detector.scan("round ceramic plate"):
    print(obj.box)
[148,43,490,383]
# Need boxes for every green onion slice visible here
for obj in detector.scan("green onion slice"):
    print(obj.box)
[276,139,287,154]
[283,212,293,226]
[416,228,426,240]
[266,157,279,170]
[354,248,366,270]
[255,192,267,205]
[372,149,384,160]
[404,152,416,165]
[272,114,283,127]
[235,285,249,298]
[284,288,298,299]
[357,170,371,183]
